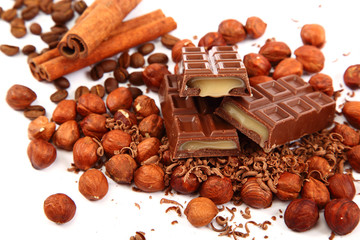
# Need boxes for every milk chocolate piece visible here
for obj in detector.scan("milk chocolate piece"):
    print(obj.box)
[159,74,240,159]
[178,46,250,97]
[215,75,336,151]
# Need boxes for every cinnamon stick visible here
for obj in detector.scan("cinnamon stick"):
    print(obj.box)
[58,0,142,60]
[36,16,177,81]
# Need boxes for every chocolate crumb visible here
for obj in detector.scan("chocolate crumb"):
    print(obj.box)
[165,206,182,217]
[171,220,178,225]
[160,198,183,208]
[135,203,140,210]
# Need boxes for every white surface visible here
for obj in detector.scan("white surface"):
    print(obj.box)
[0,0,360,239]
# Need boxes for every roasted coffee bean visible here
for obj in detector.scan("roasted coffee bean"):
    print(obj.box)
[50,89,68,103]
[21,5,39,20]
[2,9,17,22]
[74,0,87,15]
[54,77,70,89]
[118,51,130,69]
[52,8,74,24]
[40,31,61,44]
[13,0,24,9]
[114,67,129,83]
[50,25,68,34]
[138,43,155,56]
[39,0,53,14]
[104,77,118,93]
[161,34,180,49]
[128,71,144,86]
[22,45,36,55]
[75,86,90,101]
[128,87,143,99]
[51,0,71,12]
[11,18,27,38]
[0,44,20,56]
[48,40,59,49]
[130,52,145,68]
[90,84,105,98]
[148,53,169,65]
[90,64,104,80]
[24,105,46,120]
[30,22,42,35]
[24,0,40,6]
[100,59,117,73]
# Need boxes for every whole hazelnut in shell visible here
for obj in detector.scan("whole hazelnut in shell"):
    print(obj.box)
[27,138,57,170]
[199,175,233,205]
[184,197,218,227]
[275,171,302,201]
[170,165,200,194]
[78,169,108,201]
[43,193,76,224]
[328,173,355,200]
[240,177,272,209]
[284,198,319,232]
[347,145,360,173]
[105,154,137,184]
[73,136,100,171]
[134,164,165,192]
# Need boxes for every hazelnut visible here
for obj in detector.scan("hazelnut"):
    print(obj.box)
[101,129,132,157]
[113,109,137,127]
[73,136,100,171]
[259,40,291,66]
[328,173,356,200]
[342,101,360,129]
[243,53,271,77]
[198,32,227,51]
[332,124,360,146]
[105,87,132,114]
[78,169,108,201]
[79,113,108,139]
[272,58,303,80]
[27,138,57,170]
[199,175,233,205]
[300,24,326,48]
[309,73,334,96]
[133,95,159,118]
[240,177,273,209]
[275,172,302,201]
[184,197,218,227]
[6,84,37,110]
[284,199,319,232]
[105,154,137,184]
[324,198,360,235]
[245,16,267,39]
[138,114,164,139]
[52,99,77,124]
[171,39,195,63]
[52,120,80,150]
[170,165,200,194]
[76,93,106,117]
[142,63,171,92]
[218,19,246,44]
[249,75,273,86]
[343,64,360,89]
[43,193,76,224]
[301,177,330,209]
[28,116,56,141]
[347,145,360,173]
[294,45,325,73]
[307,156,333,179]
[134,164,165,192]
[136,137,161,164]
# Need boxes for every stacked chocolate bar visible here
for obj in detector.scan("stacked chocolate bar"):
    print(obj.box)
[159,46,336,159]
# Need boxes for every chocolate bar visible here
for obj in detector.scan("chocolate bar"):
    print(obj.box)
[159,74,241,159]
[178,46,251,98]
[215,75,336,152]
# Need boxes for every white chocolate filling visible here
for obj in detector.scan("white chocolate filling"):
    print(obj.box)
[187,77,245,97]
[223,102,269,147]
[179,140,237,151]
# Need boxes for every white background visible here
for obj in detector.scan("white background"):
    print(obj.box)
[1,0,360,239]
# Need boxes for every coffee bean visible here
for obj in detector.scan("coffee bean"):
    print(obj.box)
[90,64,104,80]
[22,45,36,55]
[50,89,68,103]
[161,34,180,49]
[118,51,130,69]
[0,44,20,56]
[128,71,144,86]
[148,53,169,65]
[75,86,89,101]
[30,22,42,35]
[24,0,40,6]
[114,67,129,83]
[39,0,53,14]
[24,105,46,120]
[52,0,71,12]
[74,0,87,15]
[54,77,70,89]
[52,8,74,24]
[130,52,145,68]
[104,78,118,93]
[11,18,27,38]
[41,31,61,44]
[128,87,143,99]
[138,43,155,55]
[13,0,24,9]
[48,40,59,49]
[21,5,39,20]
[100,59,117,73]
[2,9,18,22]
[90,84,105,98]
[50,25,68,34]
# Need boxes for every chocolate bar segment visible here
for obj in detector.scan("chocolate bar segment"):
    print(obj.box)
[178,46,251,98]
[215,75,336,152]
[159,74,240,159]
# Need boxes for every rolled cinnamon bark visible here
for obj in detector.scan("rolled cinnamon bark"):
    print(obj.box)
[58,0,142,60]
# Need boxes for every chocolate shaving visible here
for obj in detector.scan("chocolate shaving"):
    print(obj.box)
[160,198,183,208]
